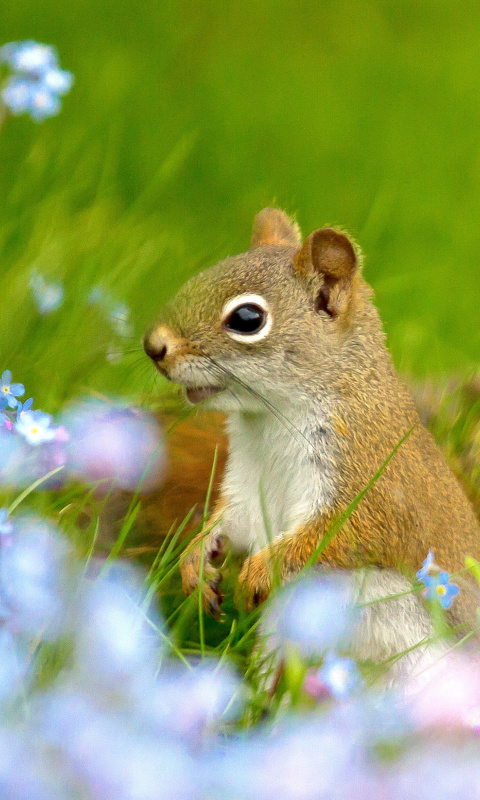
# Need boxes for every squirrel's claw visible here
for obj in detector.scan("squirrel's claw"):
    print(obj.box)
[236,552,272,612]
[206,579,225,620]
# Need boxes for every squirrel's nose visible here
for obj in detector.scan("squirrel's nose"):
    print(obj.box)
[143,327,169,363]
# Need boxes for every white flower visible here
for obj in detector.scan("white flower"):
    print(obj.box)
[15,410,56,445]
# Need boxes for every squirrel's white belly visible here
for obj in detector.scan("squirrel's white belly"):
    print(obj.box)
[222,407,336,553]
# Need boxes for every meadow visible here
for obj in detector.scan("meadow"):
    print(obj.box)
[1,1,480,797]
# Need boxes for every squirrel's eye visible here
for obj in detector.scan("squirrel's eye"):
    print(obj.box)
[225,303,266,335]
[221,294,271,343]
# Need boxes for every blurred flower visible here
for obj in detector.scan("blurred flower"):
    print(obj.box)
[2,77,61,121]
[141,661,243,740]
[29,272,64,314]
[0,369,24,409]
[0,520,69,640]
[0,427,29,485]
[207,717,376,800]
[262,572,359,658]
[0,507,13,541]
[386,744,480,800]
[62,400,165,491]
[407,650,480,731]
[16,409,57,445]
[74,564,164,692]
[0,629,30,702]
[109,302,134,339]
[423,571,459,609]
[305,653,362,701]
[42,67,73,95]
[0,40,73,122]
[416,550,435,581]
[0,41,57,74]
[62,715,197,800]
[88,287,135,361]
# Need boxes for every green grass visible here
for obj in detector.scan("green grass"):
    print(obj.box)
[1,0,480,403]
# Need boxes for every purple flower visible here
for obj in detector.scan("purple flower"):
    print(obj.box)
[0,369,24,409]
[62,400,165,491]
[423,571,459,610]
[262,572,359,658]
[416,550,435,582]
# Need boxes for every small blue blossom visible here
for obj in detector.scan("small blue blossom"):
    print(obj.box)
[0,397,8,428]
[319,653,362,700]
[15,409,56,445]
[0,41,57,75]
[16,398,33,418]
[0,40,73,122]
[29,272,64,314]
[2,77,61,121]
[0,370,24,409]
[417,550,435,582]
[423,571,459,610]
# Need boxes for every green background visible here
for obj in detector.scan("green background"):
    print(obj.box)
[1,0,480,410]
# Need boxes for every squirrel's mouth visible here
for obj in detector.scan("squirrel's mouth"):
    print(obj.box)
[185,386,224,405]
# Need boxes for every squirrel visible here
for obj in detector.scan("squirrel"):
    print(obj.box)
[143,208,480,662]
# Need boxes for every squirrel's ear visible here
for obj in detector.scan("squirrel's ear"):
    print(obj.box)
[251,208,301,248]
[293,227,360,317]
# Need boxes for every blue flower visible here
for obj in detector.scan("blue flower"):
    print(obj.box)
[15,409,56,445]
[29,272,64,314]
[43,67,73,95]
[0,508,13,540]
[0,397,8,427]
[0,41,57,75]
[0,40,73,122]
[262,572,359,658]
[2,77,61,121]
[417,550,435,582]
[0,370,24,409]
[16,398,33,419]
[318,653,362,700]
[0,520,69,640]
[423,571,459,609]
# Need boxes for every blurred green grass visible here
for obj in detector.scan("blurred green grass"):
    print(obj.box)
[1,0,480,410]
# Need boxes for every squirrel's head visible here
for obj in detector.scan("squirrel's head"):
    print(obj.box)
[144,208,372,411]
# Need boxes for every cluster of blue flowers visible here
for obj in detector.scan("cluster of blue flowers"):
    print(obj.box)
[0,369,58,445]
[417,549,460,609]
[0,40,73,121]
[0,515,477,800]
[0,368,164,492]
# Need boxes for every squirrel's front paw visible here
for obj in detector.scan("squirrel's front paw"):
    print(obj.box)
[180,535,225,618]
[236,553,273,612]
